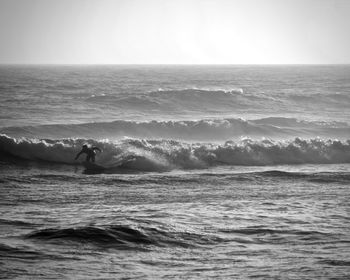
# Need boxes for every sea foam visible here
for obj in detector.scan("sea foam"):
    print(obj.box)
[1,134,349,171]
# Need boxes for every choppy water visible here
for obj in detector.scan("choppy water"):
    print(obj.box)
[0,65,349,279]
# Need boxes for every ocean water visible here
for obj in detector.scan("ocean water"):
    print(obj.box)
[0,65,349,279]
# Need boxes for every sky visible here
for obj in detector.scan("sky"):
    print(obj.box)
[0,0,349,64]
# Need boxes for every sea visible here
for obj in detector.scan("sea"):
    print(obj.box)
[0,65,349,279]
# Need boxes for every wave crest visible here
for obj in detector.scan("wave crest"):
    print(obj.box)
[1,117,349,140]
[27,225,154,247]
[1,134,349,171]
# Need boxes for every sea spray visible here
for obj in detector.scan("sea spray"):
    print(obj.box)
[1,134,349,171]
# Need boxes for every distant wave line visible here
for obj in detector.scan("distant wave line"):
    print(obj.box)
[1,117,349,141]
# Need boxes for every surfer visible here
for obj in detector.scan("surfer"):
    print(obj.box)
[75,144,102,163]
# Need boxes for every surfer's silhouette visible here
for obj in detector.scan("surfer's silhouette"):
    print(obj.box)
[75,144,102,163]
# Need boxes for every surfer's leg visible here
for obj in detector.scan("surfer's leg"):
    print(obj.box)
[91,155,95,162]
[86,155,91,162]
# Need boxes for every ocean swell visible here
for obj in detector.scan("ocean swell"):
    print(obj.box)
[87,88,247,111]
[26,224,224,249]
[26,225,155,247]
[1,117,349,141]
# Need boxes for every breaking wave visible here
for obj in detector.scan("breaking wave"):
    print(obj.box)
[1,134,349,171]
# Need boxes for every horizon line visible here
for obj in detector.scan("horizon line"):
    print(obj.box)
[1,63,350,66]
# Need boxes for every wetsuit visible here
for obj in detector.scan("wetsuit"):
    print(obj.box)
[75,146,101,162]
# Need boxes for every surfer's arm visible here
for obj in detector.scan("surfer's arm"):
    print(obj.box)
[75,151,83,160]
[92,147,102,153]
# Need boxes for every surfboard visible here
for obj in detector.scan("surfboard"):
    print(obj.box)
[82,162,106,172]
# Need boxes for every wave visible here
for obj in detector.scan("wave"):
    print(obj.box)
[86,87,350,119]
[1,134,349,171]
[318,259,350,267]
[0,243,80,262]
[3,169,348,187]
[239,170,350,184]
[0,218,39,227]
[25,223,342,250]
[87,86,350,105]
[26,225,155,247]
[87,88,248,111]
[0,243,46,260]
[26,224,221,249]
[219,226,328,236]
[290,92,350,107]
[1,117,349,141]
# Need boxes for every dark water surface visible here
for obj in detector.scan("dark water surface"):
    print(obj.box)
[1,163,349,279]
[0,65,349,279]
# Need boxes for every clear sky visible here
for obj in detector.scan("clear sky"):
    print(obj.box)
[0,0,349,64]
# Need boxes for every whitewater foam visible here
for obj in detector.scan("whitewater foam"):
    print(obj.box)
[1,134,349,172]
